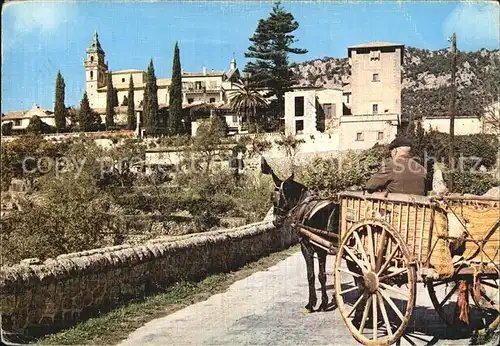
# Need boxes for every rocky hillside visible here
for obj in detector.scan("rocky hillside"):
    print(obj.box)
[291,47,500,119]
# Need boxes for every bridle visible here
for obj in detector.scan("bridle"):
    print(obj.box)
[274,182,310,220]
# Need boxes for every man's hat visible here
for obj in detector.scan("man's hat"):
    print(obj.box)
[388,136,412,150]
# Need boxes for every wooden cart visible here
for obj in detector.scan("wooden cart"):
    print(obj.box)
[296,191,499,345]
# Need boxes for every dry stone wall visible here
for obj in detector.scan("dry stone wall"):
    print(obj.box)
[0,221,297,340]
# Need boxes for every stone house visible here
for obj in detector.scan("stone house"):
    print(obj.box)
[1,104,63,131]
[284,41,403,151]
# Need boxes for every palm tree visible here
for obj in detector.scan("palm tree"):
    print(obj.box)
[228,79,268,133]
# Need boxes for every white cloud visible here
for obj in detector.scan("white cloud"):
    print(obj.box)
[443,2,499,49]
[5,1,72,35]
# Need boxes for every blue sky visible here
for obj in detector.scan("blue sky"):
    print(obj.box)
[2,1,499,112]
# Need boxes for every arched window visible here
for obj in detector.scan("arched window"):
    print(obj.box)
[90,71,94,80]
[90,56,94,62]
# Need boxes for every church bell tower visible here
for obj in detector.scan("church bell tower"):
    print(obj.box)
[84,31,108,107]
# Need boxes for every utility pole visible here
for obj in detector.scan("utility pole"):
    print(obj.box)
[448,32,457,192]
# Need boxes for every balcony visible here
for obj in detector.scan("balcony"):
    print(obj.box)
[340,113,400,125]
[183,86,222,93]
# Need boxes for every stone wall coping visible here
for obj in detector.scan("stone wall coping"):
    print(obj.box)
[0,221,275,291]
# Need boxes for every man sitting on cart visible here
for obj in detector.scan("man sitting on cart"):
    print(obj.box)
[365,136,427,195]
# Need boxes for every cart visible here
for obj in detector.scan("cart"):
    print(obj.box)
[293,191,499,345]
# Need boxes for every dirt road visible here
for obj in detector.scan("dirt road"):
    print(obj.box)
[120,252,488,346]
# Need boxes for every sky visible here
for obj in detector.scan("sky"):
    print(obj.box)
[1,0,499,112]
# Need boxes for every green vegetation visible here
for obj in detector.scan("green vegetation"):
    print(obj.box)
[143,59,160,135]
[1,127,274,265]
[296,132,499,196]
[127,74,136,130]
[27,115,55,135]
[228,79,268,132]
[78,92,102,132]
[244,0,307,118]
[54,71,67,131]
[1,122,13,136]
[168,42,184,135]
[36,245,299,345]
[105,71,116,129]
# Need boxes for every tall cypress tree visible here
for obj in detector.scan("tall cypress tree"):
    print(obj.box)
[244,1,307,118]
[54,71,66,131]
[127,74,136,130]
[168,42,184,135]
[105,72,115,130]
[143,59,159,135]
[77,92,101,132]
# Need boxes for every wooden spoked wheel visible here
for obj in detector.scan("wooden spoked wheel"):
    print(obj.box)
[427,274,499,333]
[334,219,416,345]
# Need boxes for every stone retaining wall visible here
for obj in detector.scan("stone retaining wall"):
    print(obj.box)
[0,221,297,340]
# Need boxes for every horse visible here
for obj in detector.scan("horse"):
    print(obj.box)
[261,157,339,312]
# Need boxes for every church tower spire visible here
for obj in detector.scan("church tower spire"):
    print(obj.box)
[84,31,108,108]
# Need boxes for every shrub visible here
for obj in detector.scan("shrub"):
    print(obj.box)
[1,175,117,265]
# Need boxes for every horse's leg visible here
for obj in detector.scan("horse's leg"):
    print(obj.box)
[317,249,329,311]
[300,240,317,312]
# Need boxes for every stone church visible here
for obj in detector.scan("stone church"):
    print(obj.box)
[84,32,241,112]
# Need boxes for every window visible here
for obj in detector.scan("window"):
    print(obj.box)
[356,132,364,141]
[372,104,378,114]
[370,50,380,61]
[294,96,304,117]
[295,120,304,134]
[232,115,238,123]
[14,120,21,126]
[346,94,350,104]
[209,97,216,103]
[377,132,384,140]
[90,71,94,80]
[122,78,125,83]
[90,56,94,62]
[188,98,194,104]
[195,81,202,90]
[372,73,380,82]
[322,103,332,119]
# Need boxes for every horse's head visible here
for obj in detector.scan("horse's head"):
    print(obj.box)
[261,157,308,227]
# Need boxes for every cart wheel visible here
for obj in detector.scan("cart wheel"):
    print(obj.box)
[427,275,499,333]
[335,219,416,345]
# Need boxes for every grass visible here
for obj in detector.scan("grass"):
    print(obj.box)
[35,245,300,345]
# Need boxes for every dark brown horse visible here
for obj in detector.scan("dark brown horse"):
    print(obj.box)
[261,157,339,312]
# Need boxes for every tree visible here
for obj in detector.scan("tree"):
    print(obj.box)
[244,1,307,118]
[191,119,226,173]
[106,72,116,130]
[228,78,268,132]
[79,92,101,132]
[121,95,129,107]
[127,74,136,130]
[54,71,67,131]
[2,122,13,136]
[479,55,500,134]
[274,133,305,173]
[143,59,159,135]
[113,88,119,107]
[168,42,184,135]
[1,134,68,191]
[26,115,43,134]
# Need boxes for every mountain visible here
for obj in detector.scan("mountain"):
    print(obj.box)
[291,47,500,119]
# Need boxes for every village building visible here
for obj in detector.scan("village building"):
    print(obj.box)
[284,41,403,151]
[1,104,61,132]
[84,32,242,124]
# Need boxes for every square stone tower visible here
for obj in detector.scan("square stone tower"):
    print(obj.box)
[84,31,108,108]
[347,42,404,117]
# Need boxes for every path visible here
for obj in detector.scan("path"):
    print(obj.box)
[120,252,484,346]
